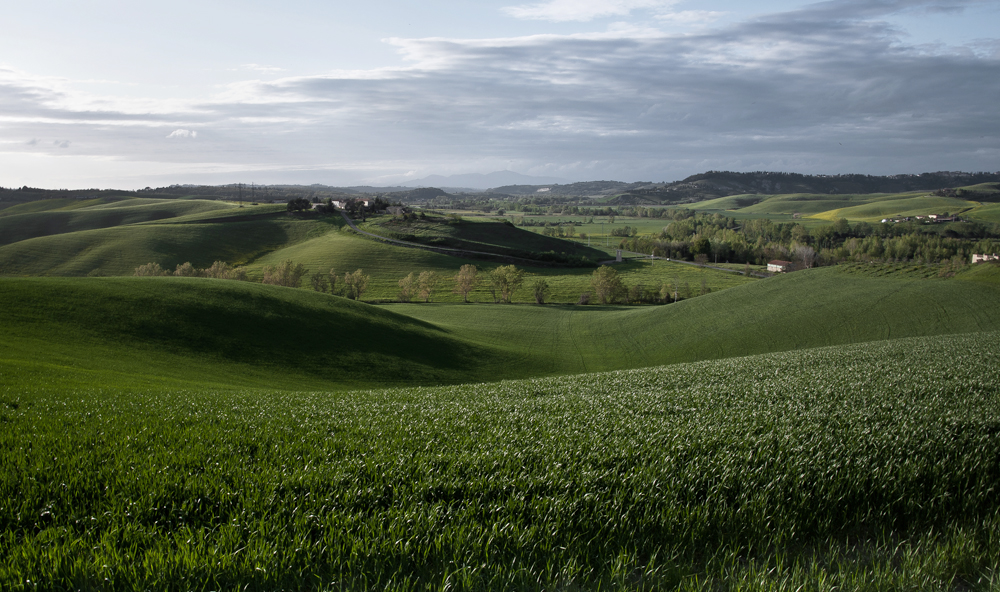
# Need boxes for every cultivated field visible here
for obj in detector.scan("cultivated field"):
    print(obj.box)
[2,188,1000,590]
[2,332,998,590]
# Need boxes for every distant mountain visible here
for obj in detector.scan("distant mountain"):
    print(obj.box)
[400,171,570,190]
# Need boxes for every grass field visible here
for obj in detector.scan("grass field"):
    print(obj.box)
[811,195,974,222]
[0,199,238,247]
[2,264,997,391]
[672,186,995,225]
[2,331,998,590]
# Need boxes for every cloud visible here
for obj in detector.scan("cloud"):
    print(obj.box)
[655,10,726,24]
[502,0,677,22]
[1,0,998,187]
[235,63,286,73]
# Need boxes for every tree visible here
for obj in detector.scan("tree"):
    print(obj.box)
[174,262,200,277]
[328,269,339,296]
[311,272,329,293]
[590,265,626,304]
[344,269,370,300]
[691,236,711,256]
[793,244,817,269]
[659,282,671,303]
[286,197,311,212]
[489,265,524,303]
[418,271,439,302]
[203,261,234,279]
[453,264,478,303]
[532,279,550,304]
[262,260,308,287]
[398,272,416,302]
[134,262,168,276]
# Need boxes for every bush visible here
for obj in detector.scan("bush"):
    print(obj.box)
[532,279,550,305]
[262,260,308,288]
[134,263,168,277]
[174,262,200,277]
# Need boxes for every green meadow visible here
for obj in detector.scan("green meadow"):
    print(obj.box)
[3,192,1000,589]
[681,183,999,224]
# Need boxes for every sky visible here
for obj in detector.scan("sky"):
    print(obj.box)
[1,0,998,189]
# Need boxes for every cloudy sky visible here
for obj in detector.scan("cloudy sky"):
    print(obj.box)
[2,0,998,188]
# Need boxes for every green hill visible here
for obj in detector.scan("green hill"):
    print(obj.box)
[2,264,998,391]
[358,215,606,265]
[0,277,523,391]
[0,198,236,247]
[391,263,1000,374]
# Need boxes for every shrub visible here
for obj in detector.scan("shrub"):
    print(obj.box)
[262,260,308,288]
[398,272,416,302]
[532,279,550,305]
[134,262,168,277]
[174,262,200,277]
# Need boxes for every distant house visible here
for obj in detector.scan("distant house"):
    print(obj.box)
[767,260,793,273]
[972,253,999,264]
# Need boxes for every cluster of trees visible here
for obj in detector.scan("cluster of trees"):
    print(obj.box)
[134,261,249,280]
[586,265,709,305]
[617,210,1000,267]
[394,264,552,304]
[134,259,371,299]
[397,271,439,303]
[309,268,370,300]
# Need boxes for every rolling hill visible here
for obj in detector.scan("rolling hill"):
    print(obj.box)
[2,263,997,391]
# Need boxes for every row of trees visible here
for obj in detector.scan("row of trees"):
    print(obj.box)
[134,260,692,305]
[134,260,370,299]
[395,265,531,304]
[309,268,370,300]
[134,261,249,280]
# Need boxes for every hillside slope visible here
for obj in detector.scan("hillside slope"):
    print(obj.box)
[2,264,997,391]
[0,199,235,246]
[0,277,523,390]
[391,264,1000,373]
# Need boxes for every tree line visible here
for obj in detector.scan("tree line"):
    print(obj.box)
[617,210,1000,267]
[132,260,691,305]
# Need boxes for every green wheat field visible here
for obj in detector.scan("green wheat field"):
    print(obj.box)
[2,191,1000,590]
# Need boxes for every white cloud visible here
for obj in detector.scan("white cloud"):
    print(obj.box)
[235,63,286,73]
[502,0,678,22]
[166,129,197,138]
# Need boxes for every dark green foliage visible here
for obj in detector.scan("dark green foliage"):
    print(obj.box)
[286,197,312,212]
